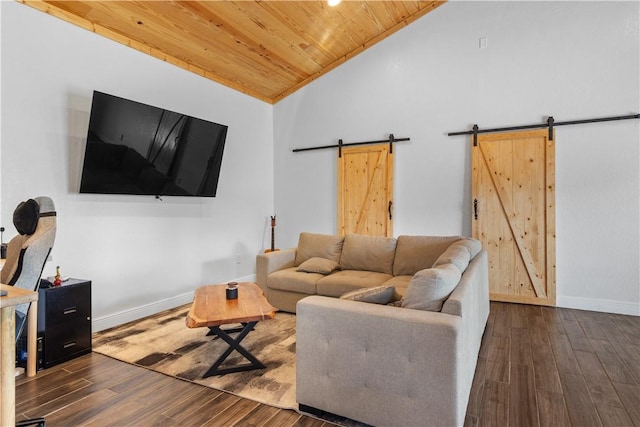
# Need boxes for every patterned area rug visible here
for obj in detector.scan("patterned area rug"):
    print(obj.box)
[92,304,298,409]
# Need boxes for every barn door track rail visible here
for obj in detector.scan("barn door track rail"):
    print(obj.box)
[293,133,410,157]
[448,113,639,146]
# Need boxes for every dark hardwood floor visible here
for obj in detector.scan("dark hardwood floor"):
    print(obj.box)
[15,302,640,427]
[15,352,328,427]
[466,302,640,427]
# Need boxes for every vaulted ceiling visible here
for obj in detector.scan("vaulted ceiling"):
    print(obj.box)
[19,1,445,103]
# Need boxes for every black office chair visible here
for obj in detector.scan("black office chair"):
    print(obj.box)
[1,197,56,427]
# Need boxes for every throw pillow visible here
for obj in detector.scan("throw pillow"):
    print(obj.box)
[340,285,396,305]
[402,264,461,312]
[296,257,340,275]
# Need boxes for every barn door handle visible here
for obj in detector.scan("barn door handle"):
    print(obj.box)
[473,199,478,220]
[388,201,393,220]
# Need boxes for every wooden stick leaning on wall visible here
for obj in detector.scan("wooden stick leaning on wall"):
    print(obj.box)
[264,216,279,253]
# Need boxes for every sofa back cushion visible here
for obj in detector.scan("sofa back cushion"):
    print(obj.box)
[402,263,462,312]
[393,235,461,276]
[456,237,482,259]
[433,238,482,273]
[340,234,397,274]
[295,233,345,266]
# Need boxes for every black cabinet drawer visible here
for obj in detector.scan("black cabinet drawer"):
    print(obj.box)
[45,286,90,323]
[38,280,91,330]
[42,320,92,368]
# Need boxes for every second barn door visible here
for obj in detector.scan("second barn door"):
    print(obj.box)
[338,144,394,237]
[472,129,556,306]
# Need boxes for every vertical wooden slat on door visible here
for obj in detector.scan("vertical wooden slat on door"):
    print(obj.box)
[472,129,556,306]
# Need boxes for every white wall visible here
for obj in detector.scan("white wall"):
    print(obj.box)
[2,1,638,321]
[274,1,640,315]
[1,2,274,330]
[0,2,3,222]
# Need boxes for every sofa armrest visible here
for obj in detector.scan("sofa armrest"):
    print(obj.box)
[296,296,465,427]
[255,248,296,293]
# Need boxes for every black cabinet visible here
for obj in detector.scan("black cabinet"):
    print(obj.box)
[37,279,92,369]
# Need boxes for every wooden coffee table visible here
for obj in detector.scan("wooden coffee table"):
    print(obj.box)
[186,282,277,377]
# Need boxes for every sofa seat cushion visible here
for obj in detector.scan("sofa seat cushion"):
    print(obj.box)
[402,263,462,312]
[382,275,412,297]
[295,233,345,266]
[267,268,323,294]
[393,235,462,276]
[339,285,396,305]
[317,270,393,297]
[339,234,397,274]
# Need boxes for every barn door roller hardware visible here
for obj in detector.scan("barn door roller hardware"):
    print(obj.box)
[293,134,410,157]
[448,113,639,146]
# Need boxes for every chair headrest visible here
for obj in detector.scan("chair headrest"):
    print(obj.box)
[34,196,56,215]
[13,199,39,235]
[12,196,56,236]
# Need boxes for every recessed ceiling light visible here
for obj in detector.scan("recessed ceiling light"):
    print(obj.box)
[328,0,342,7]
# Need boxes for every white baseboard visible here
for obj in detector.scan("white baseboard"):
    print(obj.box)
[92,274,257,332]
[92,291,195,332]
[557,295,640,316]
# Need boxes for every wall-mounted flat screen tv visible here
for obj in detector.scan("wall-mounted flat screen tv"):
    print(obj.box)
[79,91,228,197]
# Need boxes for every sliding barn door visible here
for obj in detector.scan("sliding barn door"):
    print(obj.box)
[338,144,393,237]
[472,129,556,306]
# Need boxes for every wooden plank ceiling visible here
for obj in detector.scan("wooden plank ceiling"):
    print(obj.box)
[19,1,445,104]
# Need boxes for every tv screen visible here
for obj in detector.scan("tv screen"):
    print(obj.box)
[79,91,228,197]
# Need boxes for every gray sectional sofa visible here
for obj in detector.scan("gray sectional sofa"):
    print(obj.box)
[256,232,490,426]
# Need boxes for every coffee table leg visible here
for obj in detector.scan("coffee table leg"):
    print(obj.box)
[203,321,266,378]
[207,322,254,336]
